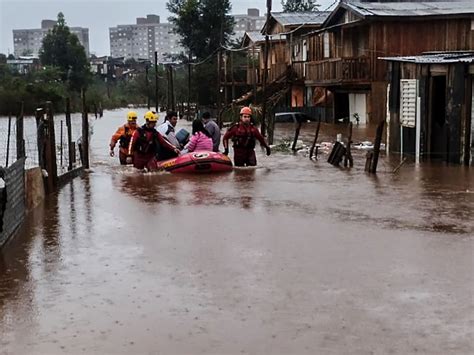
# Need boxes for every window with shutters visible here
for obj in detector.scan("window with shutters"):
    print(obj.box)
[400,79,418,127]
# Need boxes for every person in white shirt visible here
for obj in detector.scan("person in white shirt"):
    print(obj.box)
[157,111,180,149]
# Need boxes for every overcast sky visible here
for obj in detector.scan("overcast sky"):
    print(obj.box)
[0,0,336,56]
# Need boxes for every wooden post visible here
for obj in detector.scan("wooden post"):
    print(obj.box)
[169,65,175,111]
[267,108,275,145]
[369,120,385,174]
[309,115,322,159]
[166,64,171,110]
[60,120,64,170]
[81,90,90,169]
[231,51,235,103]
[291,120,302,151]
[16,102,25,160]
[65,97,73,171]
[145,65,150,110]
[35,108,45,169]
[5,114,11,167]
[217,49,222,127]
[261,35,269,137]
[252,46,257,105]
[188,52,192,121]
[344,122,354,167]
[45,102,58,192]
[154,51,159,112]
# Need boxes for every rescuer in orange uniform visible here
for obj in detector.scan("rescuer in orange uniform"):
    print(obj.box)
[222,106,271,167]
[109,111,138,165]
[128,111,180,171]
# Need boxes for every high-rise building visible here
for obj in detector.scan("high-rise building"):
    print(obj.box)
[13,20,90,57]
[232,8,266,42]
[109,15,184,62]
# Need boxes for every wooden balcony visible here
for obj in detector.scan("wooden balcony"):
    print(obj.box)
[305,57,371,85]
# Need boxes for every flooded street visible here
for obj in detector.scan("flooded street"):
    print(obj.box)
[0,109,473,354]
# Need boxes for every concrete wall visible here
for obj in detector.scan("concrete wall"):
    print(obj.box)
[0,158,26,247]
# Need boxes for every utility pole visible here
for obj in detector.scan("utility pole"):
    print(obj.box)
[231,51,235,103]
[261,0,272,137]
[217,14,224,127]
[145,64,150,109]
[188,52,192,120]
[154,51,159,112]
[168,64,175,111]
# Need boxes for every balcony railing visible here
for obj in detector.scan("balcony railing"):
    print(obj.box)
[305,57,371,84]
[292,61,305,80]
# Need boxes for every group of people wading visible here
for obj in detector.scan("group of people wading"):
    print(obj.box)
[109,107,271,171]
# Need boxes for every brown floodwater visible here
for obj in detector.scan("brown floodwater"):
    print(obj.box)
[0,109,473,354]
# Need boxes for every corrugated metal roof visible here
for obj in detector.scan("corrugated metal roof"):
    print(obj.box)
[271,11,331,26]
[380,52,474,63]
[346,1,474,17]
[245,31,266,43]
[243,31,284,44]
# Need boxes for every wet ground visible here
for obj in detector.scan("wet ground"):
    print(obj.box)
[1,109,473,354]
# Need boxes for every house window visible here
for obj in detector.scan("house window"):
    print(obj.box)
[400,79,418,127]
[323,33,330,58]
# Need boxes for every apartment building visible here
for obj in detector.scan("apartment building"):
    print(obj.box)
[232,8,266,41]
[13,19,89,57]
[109,15,184,62]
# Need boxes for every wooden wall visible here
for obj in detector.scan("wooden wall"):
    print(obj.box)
[370,18,473,81]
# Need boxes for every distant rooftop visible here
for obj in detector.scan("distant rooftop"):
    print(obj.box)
[344,1,474,17]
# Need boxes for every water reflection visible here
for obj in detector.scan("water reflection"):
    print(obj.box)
[233,168,257,210]
[117,172,180,205]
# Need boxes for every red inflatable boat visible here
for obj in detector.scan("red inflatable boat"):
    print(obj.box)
[158,151,233,173]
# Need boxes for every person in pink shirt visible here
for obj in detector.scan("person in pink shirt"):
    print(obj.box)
[183,120,213,153]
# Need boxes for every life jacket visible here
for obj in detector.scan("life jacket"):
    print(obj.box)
[119,125,132,149]
[231,123,256,149]
[135,126,158,154]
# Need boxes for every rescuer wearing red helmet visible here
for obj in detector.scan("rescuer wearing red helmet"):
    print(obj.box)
[109,111,138,165]
[128,111,180,171]
[222,106,271,166]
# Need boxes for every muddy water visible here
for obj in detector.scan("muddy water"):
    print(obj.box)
[0,109,473,354]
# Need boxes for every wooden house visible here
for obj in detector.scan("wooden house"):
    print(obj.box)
[383,52,473,165]
[304,0,474,124]
[262,12,330,107]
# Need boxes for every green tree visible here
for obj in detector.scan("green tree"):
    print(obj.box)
[167,0,234,60]
[167,0,234,105]
[0,54,6,64]
[39,12,90,91]
[282,0,319,12]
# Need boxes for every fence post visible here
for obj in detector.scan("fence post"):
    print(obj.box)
[35,108,45,169]
[344,122,354,168]
[369,121,385,174]
[267,109,275,145]
[16,102,25,160]
[309,116,322,160]
[5,114,12,167]
[81,89,90,169]
[45,102,58,192]
[65,97,73,171]
[291,120,302,152]
[60,120,64,170]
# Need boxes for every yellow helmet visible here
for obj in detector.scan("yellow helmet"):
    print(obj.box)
[127,111,138,121]
[144,111,158,122]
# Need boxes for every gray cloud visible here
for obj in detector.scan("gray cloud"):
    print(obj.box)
[0,0,334,56]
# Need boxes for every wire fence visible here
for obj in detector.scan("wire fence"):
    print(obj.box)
[0,112,85,174]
